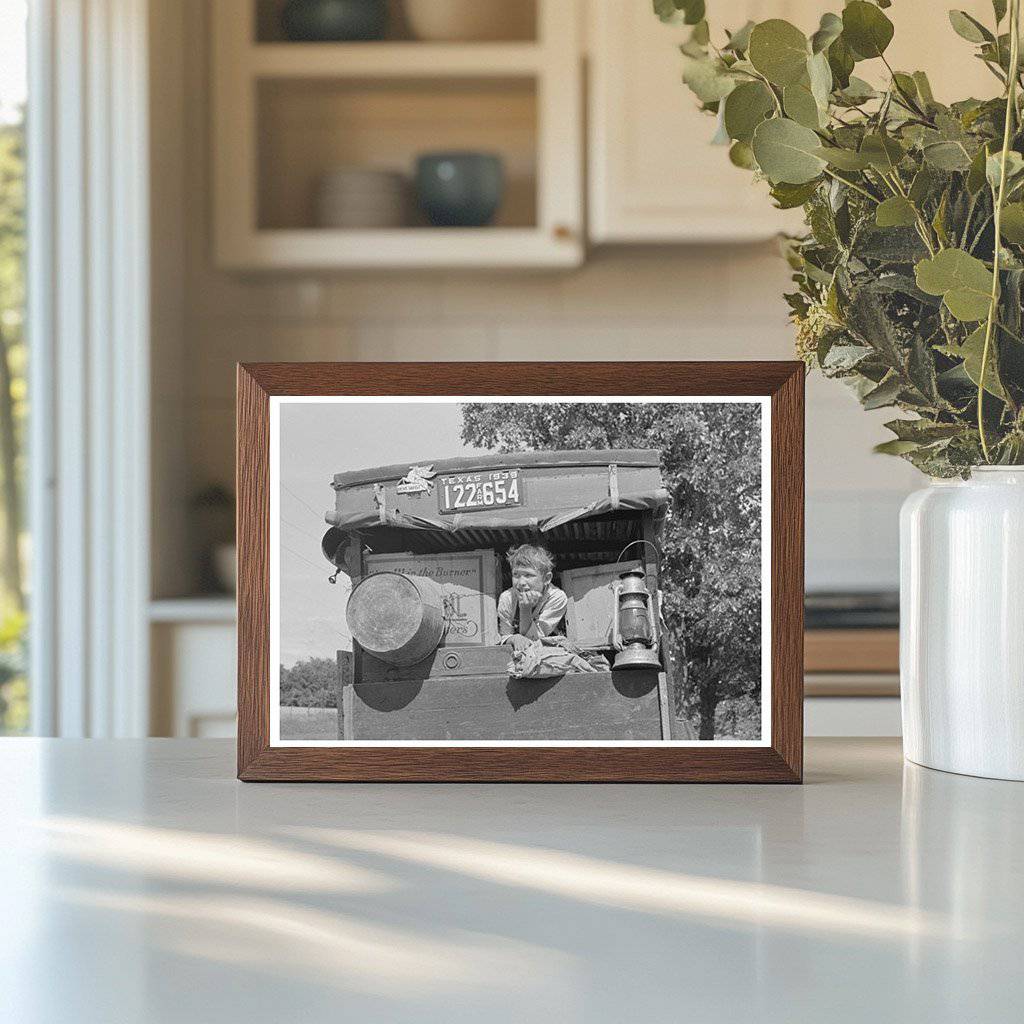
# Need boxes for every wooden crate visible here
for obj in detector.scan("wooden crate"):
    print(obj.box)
[561,559,642,647]
[363,548,501,646]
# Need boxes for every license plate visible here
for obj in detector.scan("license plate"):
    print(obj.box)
[438,469,523,514]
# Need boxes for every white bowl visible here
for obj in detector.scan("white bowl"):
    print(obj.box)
[315,168,410,228]
[404,0,534,42]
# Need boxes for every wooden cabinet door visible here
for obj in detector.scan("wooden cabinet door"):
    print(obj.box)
[588,0,813,243]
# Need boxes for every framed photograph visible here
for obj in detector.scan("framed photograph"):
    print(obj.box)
[237,362,804,782]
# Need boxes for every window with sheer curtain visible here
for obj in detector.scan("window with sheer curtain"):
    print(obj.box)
[0,1,28,735]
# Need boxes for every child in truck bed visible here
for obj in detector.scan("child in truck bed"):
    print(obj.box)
[497,544,568,651]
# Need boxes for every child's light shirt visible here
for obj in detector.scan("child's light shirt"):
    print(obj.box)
[497,585,568,642]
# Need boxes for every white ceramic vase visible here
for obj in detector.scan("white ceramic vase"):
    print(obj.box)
[900,467,1024,780]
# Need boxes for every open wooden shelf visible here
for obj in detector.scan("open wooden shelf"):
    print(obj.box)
[227,227,578,269]
[212,0,582,269]
[805,629,900,675]
[248,42,545,78]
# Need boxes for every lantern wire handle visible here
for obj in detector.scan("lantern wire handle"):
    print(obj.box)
[616,539,661,573]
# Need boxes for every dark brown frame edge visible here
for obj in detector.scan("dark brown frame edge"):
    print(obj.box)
[237,362,804,782]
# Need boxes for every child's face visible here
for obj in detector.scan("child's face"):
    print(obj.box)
[512,564,550,602]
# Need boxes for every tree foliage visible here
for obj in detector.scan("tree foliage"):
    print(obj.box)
[460,402,762,740]
[280,656,338,708]
[664,0,1024,475]
[0,110,27,733]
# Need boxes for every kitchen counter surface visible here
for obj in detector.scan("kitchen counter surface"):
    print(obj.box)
[2,738,1022,1023]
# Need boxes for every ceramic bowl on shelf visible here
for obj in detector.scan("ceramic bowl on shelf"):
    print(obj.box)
[314,167,409,228]
[414,152,504,227]
[403,0,534,42]
[280,0,388,42]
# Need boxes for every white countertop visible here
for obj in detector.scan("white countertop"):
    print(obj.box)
[1,738,1021,1023]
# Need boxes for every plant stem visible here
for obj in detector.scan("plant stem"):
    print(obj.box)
[821,167,879,203]
[979,0,1021,463]
[880,54,929,120]
[968,212,994,253]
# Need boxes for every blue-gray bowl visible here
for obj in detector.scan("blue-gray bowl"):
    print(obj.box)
[415,152,505,228]
[280,0,388,42]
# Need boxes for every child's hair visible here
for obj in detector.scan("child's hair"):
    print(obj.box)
[506,543,555,577]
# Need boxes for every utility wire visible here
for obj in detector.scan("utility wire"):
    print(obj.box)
[282,484,327,524]
[280,543,328,575]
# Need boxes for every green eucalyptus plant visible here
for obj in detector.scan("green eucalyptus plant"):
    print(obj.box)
[659,0,1024,475]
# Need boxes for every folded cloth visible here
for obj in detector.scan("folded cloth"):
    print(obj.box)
[510,637,609,678]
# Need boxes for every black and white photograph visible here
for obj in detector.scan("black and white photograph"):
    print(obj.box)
[270,396,770,746]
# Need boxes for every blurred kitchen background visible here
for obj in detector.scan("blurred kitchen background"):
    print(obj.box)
[3,0,998,739]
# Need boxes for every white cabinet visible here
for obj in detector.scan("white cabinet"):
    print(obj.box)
[588,1,813,243]
[212,0,584,269]
[586,0,997,244]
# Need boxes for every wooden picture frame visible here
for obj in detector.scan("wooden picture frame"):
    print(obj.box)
[237,362,804,782]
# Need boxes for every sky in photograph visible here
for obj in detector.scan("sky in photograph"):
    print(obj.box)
[277,401,488,667]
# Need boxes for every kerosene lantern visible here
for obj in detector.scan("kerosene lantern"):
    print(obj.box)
[611,567,662,670]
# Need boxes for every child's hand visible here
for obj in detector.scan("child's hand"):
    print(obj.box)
[507,634,532,652]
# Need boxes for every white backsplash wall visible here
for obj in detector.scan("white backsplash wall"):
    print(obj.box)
[180,249,919,596]
[154,0,920,598]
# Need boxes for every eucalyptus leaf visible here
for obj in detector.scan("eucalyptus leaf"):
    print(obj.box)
[653,0,705,26]
[908,334,941,402]
[842,1,895,60]
[967,143,993,193]
[728,140,758,170]
[826,35,855,89]
[915,249,994,321]
[862,375,902,409]
[892,72,919,102]
[682,55,737,103]
[884,419,964,443]
[807,51,833,111]
[748,19,810,87]
[690,19,710,46]
[958,324,1007,398]
[653,0,677,23]
[814,146,872,170]
[723,81,775,144]
[836,76,877,105]
[770,179,820,209]
[860,133,905,173]
[912,71,935,105]
[752,117,827,184]
[711,105,731,145]
[874,439,922,455]
[1000,202,1024,243]
[822,342,874,373]
[932,190,951,246]
[909,165,936,205]
[847,284,910,371]
[810,12,843,54]
[986,150,1024,190]
[724,20,755,53]
[875,196,918,228]
[948,10,994,44]
[783,83,822,129]
[854,226,929,263]
[923,141,973,171]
